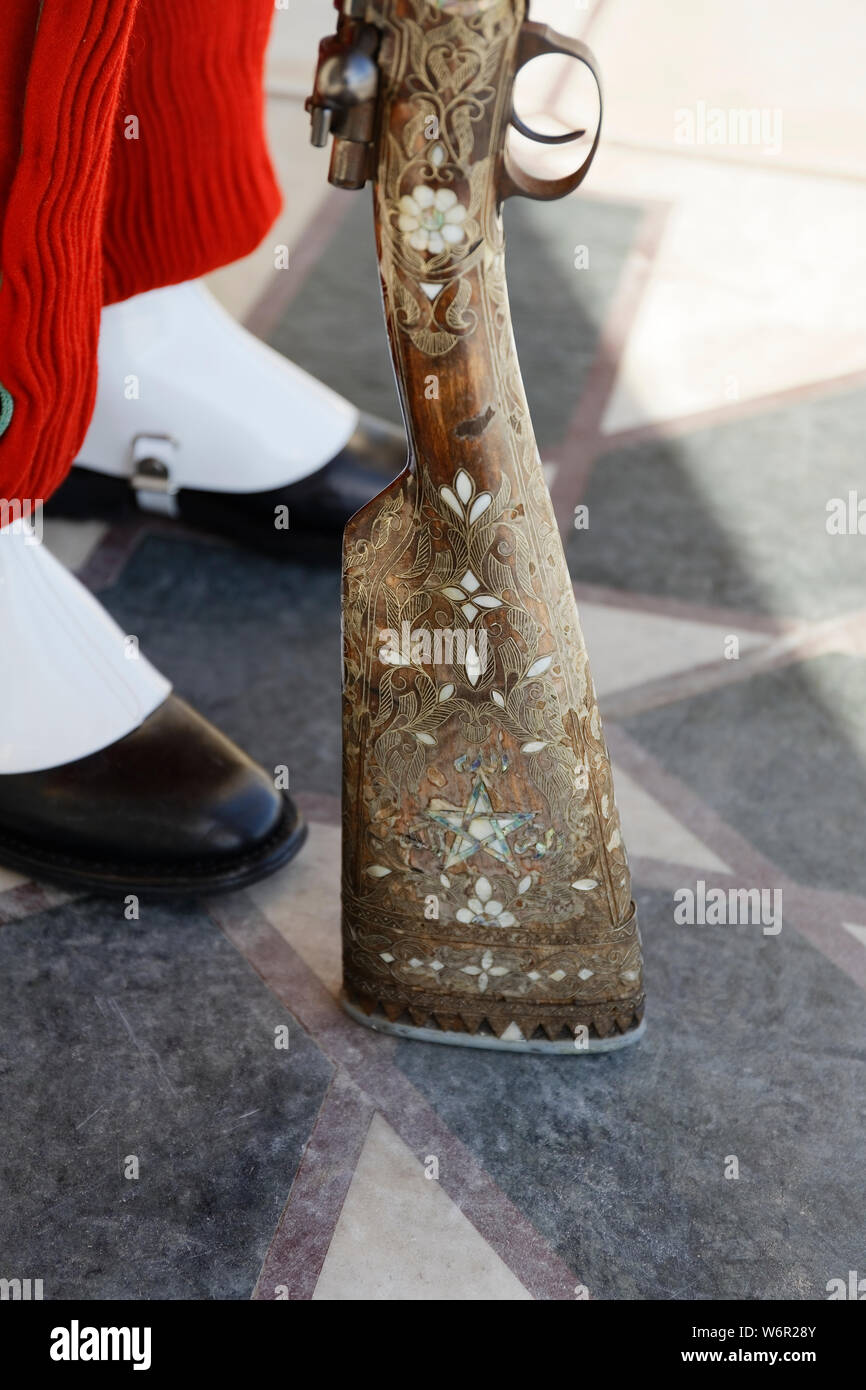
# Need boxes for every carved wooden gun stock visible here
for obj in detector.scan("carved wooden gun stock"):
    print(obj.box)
[308,0,645,1052]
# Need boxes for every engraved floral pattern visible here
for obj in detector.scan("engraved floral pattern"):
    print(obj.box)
[342,451,641,1032]
[374,1,508,354]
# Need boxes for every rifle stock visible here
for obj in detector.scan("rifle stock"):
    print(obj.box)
[308,0,645,1051]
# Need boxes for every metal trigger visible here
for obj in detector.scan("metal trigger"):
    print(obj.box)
[509,112,586,146]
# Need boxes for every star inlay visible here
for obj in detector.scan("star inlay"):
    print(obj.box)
[425,775,534,869]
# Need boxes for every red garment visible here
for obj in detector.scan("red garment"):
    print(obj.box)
[0,0,281,504]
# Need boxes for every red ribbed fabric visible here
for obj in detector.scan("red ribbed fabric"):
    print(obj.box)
[102,1,281,303]
[0,0,281,503]
[0,2,140,504]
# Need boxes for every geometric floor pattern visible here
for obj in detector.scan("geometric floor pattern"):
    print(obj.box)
[4,0,866,1298]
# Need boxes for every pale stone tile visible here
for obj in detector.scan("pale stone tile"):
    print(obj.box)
[525,1,866,435]
[266,1,337,94]
[313,1112,534,1301]
[250,821,342,995]
[209,7,337,318]
[579,149,866,432]
[206,98,332,323]
[612,765,733,872]
[528,0,601,33]
[0,866,27,893]
[578,600,765,698]
[41,519,108,575]
[577,0,866,180]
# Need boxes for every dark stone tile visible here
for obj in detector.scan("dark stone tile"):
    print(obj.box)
[623,654,866,898]
[396,885,865,1300]
[269,190,397,428]
[100,534,343,798]
[268,192,642,450]
[0,897,333,1299]
[507,196,644,450]
[567,388,866,619]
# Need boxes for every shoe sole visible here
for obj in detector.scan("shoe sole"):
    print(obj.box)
[0,796,307,898]
[46,467,346,564]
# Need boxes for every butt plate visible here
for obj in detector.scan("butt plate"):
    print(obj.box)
[342,991,646,1054]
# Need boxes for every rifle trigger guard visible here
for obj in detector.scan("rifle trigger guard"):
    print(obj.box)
[501,21,603,203]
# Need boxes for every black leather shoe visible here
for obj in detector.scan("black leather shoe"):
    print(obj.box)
[0,696,306,896]
[47,413,408,562]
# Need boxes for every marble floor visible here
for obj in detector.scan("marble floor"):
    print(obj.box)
[2,1,865,1300]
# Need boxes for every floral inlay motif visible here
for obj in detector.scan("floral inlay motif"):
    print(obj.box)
[456,875,517,928]
[397,184,468,257]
